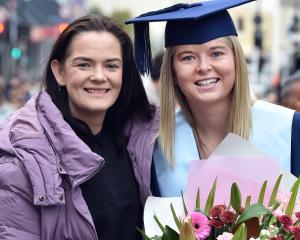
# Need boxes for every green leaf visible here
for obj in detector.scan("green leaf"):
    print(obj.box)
[258,180,267,204]
[235,203,271,226]
[179,220,195,240]
[230,183,242,212]
[204,178,217,216]
[181,191,188,216]
[161,226,179,240]
[232,223,247,240]
[136,227,150,240]
[153,213,165,233]
[195,188,200,211]
[245,195,251,208]
[268,174,283,207]
[170,203,180,230]
[286,177,300,217]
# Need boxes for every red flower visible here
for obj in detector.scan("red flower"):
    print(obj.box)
[209,205,226,218]
[277,215,293,230]
[270,236,283,240]
[220,210,236,224]
[291,226,300,240]
[210,218,224,229]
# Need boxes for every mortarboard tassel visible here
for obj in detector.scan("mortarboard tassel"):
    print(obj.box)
[134,23,152,76]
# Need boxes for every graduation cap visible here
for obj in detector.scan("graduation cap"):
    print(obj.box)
[125,0,256,75]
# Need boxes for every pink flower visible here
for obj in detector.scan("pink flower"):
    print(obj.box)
[216,232,233,240]
[190,211,211,239]
[273,208,284,218]
[276,192,291,206]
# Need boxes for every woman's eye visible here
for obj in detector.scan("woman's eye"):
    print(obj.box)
[212,52,223,58]
[77,63,90,69]
[106,63,121,70]
[182,55,195,62]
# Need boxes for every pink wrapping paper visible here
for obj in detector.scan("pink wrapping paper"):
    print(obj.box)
[184,156,281,212]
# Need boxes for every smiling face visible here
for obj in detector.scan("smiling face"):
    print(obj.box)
[51,31,123,125]
[173,38,235,108]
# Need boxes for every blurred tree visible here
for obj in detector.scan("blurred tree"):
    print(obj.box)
[111,10,133,37]
[88,6,102,15]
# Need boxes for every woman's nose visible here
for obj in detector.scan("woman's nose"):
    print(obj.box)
[89,66,107,81]
[196,58,212,72]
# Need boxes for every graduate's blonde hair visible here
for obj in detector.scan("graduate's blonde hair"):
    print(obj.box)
[159,35,252,164]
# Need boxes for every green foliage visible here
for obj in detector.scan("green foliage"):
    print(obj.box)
[258,180,267,204]
[268,174,283,207]
[232,223,247,240]
[230,183,242,212]
[204,178,217,216]
[153,213,165,233]
[245,195,251,208]
[235,203,270,226]
[181,191,188,216]
[195,188,200,212]
[161,226,179,240]
[286,176,300,217]
[136,227,150,240]
[170,203,181,230]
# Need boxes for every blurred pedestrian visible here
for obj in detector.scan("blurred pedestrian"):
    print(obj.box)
[0,15,158,239]
[281,71,300,112]
[6,76,31,110]
[0,76,14,121]
[127,0,300,197]
[262,86,279,104]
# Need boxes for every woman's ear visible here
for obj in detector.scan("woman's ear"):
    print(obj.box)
[51,60,66,86]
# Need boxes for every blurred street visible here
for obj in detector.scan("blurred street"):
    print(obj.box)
[1,0,300,120]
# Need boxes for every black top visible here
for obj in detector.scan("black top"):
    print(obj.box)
[66,118,143,240]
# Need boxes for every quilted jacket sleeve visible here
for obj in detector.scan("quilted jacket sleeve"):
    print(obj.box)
[0,158,41,239]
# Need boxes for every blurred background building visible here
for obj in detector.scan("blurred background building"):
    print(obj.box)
[0,0,300,116]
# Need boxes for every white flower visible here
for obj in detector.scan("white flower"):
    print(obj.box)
[268,225,279,237]
[260,229,271,238]
[216,232,233,240]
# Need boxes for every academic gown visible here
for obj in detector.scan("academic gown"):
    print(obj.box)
[153,100,300,197]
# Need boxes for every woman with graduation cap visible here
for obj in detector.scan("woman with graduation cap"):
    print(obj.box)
[127,0,300,197]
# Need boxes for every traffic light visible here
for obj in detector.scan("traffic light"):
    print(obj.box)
[0,20,8,41]
[0,22,5,34]
[11,47,22,60]
[57,22,68,33]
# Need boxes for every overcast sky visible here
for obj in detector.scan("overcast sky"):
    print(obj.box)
[88,0,195,15]
[87,0,275,16]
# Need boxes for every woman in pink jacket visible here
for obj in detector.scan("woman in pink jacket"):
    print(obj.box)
[0,15,158,239]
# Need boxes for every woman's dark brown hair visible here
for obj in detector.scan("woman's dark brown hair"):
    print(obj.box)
[43,15,154,137]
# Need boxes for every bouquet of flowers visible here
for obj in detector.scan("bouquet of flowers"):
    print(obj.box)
[139,174,300,240]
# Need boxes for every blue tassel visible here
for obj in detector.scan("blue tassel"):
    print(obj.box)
[134,23,152,76]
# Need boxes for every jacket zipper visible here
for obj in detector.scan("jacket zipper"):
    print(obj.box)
[72,159,105,240]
